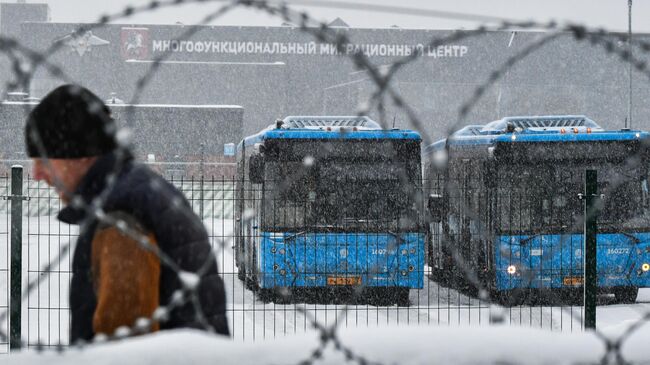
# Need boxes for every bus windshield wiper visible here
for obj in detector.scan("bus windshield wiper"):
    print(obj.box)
[342,217,397,223]
[622,232,642,244]
[286,225,337,239]
[306,224,339,232]
[519,233,542,245]
[387,231,405,244]
[285,231,306,240]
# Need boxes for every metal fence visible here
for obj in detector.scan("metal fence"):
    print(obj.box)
[0,169,240,349]
[0,166,602,350]
[23,174,74,350]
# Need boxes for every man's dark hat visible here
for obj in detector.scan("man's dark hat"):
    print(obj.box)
[25,84,117,158]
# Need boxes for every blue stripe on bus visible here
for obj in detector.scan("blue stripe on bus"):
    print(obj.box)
[423,131,650,155]
[242,129,421,148]
[494,233,650,291]
[493,132,649,143]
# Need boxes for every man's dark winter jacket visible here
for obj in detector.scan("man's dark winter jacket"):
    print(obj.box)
[58,152,229,342]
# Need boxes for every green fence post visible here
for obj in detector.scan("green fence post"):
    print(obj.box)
[584,169,598,330]
[10,165,23,350]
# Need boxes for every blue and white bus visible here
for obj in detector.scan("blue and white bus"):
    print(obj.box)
[424,115,650,304]
[235,116,425,305]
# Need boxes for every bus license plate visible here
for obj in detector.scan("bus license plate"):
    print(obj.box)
[563,276,583,286]
[327,277,362,286]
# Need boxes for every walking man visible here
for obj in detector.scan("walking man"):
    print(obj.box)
[25,84,229,343]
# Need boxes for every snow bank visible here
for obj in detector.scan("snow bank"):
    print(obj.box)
[9,323,650,365]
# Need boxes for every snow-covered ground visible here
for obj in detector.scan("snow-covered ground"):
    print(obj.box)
[0,216,650,362]
[8,324,650,365]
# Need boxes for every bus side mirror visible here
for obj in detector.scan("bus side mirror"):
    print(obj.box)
[428,194,444,223]
[249,155,264,184]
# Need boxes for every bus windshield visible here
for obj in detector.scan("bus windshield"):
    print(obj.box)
[260,139,422,232]
[495,162,650,234]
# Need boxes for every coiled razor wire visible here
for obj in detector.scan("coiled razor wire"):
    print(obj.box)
[0,1,649,364]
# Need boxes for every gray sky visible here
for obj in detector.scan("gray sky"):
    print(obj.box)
[22,0,650,33]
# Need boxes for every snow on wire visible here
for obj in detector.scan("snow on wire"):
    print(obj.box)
[0,0,649,364]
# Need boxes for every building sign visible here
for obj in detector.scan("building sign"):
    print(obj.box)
[57,30,109,57]
[121,27,150,60]
[151,39,469,58]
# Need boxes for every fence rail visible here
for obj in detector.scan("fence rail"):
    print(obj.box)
[0,173,9,353]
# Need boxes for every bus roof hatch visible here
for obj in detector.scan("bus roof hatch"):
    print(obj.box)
[482,115,602,132]
[281,116,381,130]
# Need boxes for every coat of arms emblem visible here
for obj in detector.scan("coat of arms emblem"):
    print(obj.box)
[57,30,110,57]
[121,27,149,60]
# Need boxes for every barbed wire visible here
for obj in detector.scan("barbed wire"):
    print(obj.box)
[0,0,649,364]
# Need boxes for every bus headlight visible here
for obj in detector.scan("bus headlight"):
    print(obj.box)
[642,263,650,272]
[507,265,517,275]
